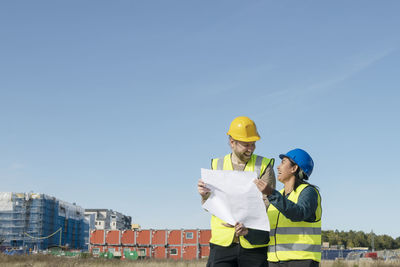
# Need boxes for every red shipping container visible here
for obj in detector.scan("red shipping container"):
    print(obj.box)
[168,230,182,245]
[121,230,135,245]
[106,246,121,252]
[200,245,210,258]
[136,230,151,246]
[90,229,212,260]
[90,230,105,245]
[152,246,166,259]
[106,230,120,245]
[183,230,198,245]
[183,245,197,260]
[152,230,167,246]
[199,229,211,245]
[364,252,378,258]
[91,245,105,254]
[168,246,182,260]
[136,247,150,258]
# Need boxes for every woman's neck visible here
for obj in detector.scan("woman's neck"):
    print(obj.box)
[284,176,295,195]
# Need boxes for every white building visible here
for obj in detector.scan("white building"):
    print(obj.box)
[84,209,131,230]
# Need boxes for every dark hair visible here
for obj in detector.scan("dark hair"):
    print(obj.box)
[288,159,318,192]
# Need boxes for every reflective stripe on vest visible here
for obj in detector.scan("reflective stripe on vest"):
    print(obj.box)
[269,227,321,237]
[267,184,322,262]
[209,153,272,249]
[269,243,321,253]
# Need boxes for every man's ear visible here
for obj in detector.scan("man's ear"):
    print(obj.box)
[228,136,234,148]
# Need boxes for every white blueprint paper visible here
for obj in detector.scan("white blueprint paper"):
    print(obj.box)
[201,168,270,231]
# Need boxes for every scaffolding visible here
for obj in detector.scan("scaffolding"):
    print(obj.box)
[0,192,89,251]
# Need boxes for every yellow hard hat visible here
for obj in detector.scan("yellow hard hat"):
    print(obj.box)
[227,116,260,142]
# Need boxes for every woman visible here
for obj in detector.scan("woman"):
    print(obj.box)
[255,148,322,267]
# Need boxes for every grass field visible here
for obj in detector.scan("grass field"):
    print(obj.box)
[1,255,399,267]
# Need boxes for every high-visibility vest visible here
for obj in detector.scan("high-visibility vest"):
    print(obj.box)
[267,184,322,262]
[209,153,273,248]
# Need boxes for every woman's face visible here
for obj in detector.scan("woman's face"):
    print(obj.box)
[277,157,297,183]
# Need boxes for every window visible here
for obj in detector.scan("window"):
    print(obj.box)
[92,248,100,255]
[138,249,146,256]
[185,232,194,239]
[170,248,178,255]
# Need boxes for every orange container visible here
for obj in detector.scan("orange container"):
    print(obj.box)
[152,246,166,259]
[121,230,135,245]
[136,247,149,257]
[106,246,121,252]
[90,229,211,260]
[364,252,378,258]
[136,230,151,246]
[183,245,198,260]
[90,230,105,245]
[168,230,182,245]
[105,230,120,245]
[183,230,198,244]
[91,245,105,253]
[199,229,211,245]
[168,246,182,260]
[200,245,210,258]
[152,230,167,245]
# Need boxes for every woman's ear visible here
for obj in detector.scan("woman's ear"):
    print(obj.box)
[291,164,299,174]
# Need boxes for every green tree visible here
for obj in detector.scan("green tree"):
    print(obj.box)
[395,237,400,248]
[322,230,399,249]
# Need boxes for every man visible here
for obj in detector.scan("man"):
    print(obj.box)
[198,116,276,267]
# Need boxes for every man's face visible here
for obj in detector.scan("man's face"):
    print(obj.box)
[230,139,256,163]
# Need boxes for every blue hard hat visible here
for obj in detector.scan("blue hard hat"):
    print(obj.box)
[279,148,314,178]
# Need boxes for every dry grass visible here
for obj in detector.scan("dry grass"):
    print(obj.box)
[0,254,207,267]
[1,255,399,267]
[321,259,400,267]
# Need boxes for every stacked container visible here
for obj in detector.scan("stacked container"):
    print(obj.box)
[90,229,211,260]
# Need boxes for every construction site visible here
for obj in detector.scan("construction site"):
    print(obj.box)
[0,192,88,253]
[0,191,212,260]
[1,191,400,266]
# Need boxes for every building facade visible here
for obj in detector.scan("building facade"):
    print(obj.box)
[84,209,131,230]
[0,192,89,251]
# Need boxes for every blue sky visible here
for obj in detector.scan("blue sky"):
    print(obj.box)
[1,1,399,238]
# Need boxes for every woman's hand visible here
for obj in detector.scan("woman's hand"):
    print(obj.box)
[254,179,274,196]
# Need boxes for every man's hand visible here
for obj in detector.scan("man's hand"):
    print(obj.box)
[221,222,248,237]
[198,179,210,197]
[254,179,274,196]
[235,222,248,236]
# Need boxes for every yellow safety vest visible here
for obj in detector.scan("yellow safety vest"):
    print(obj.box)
[209,153,273,249]
[267,184,322,262]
